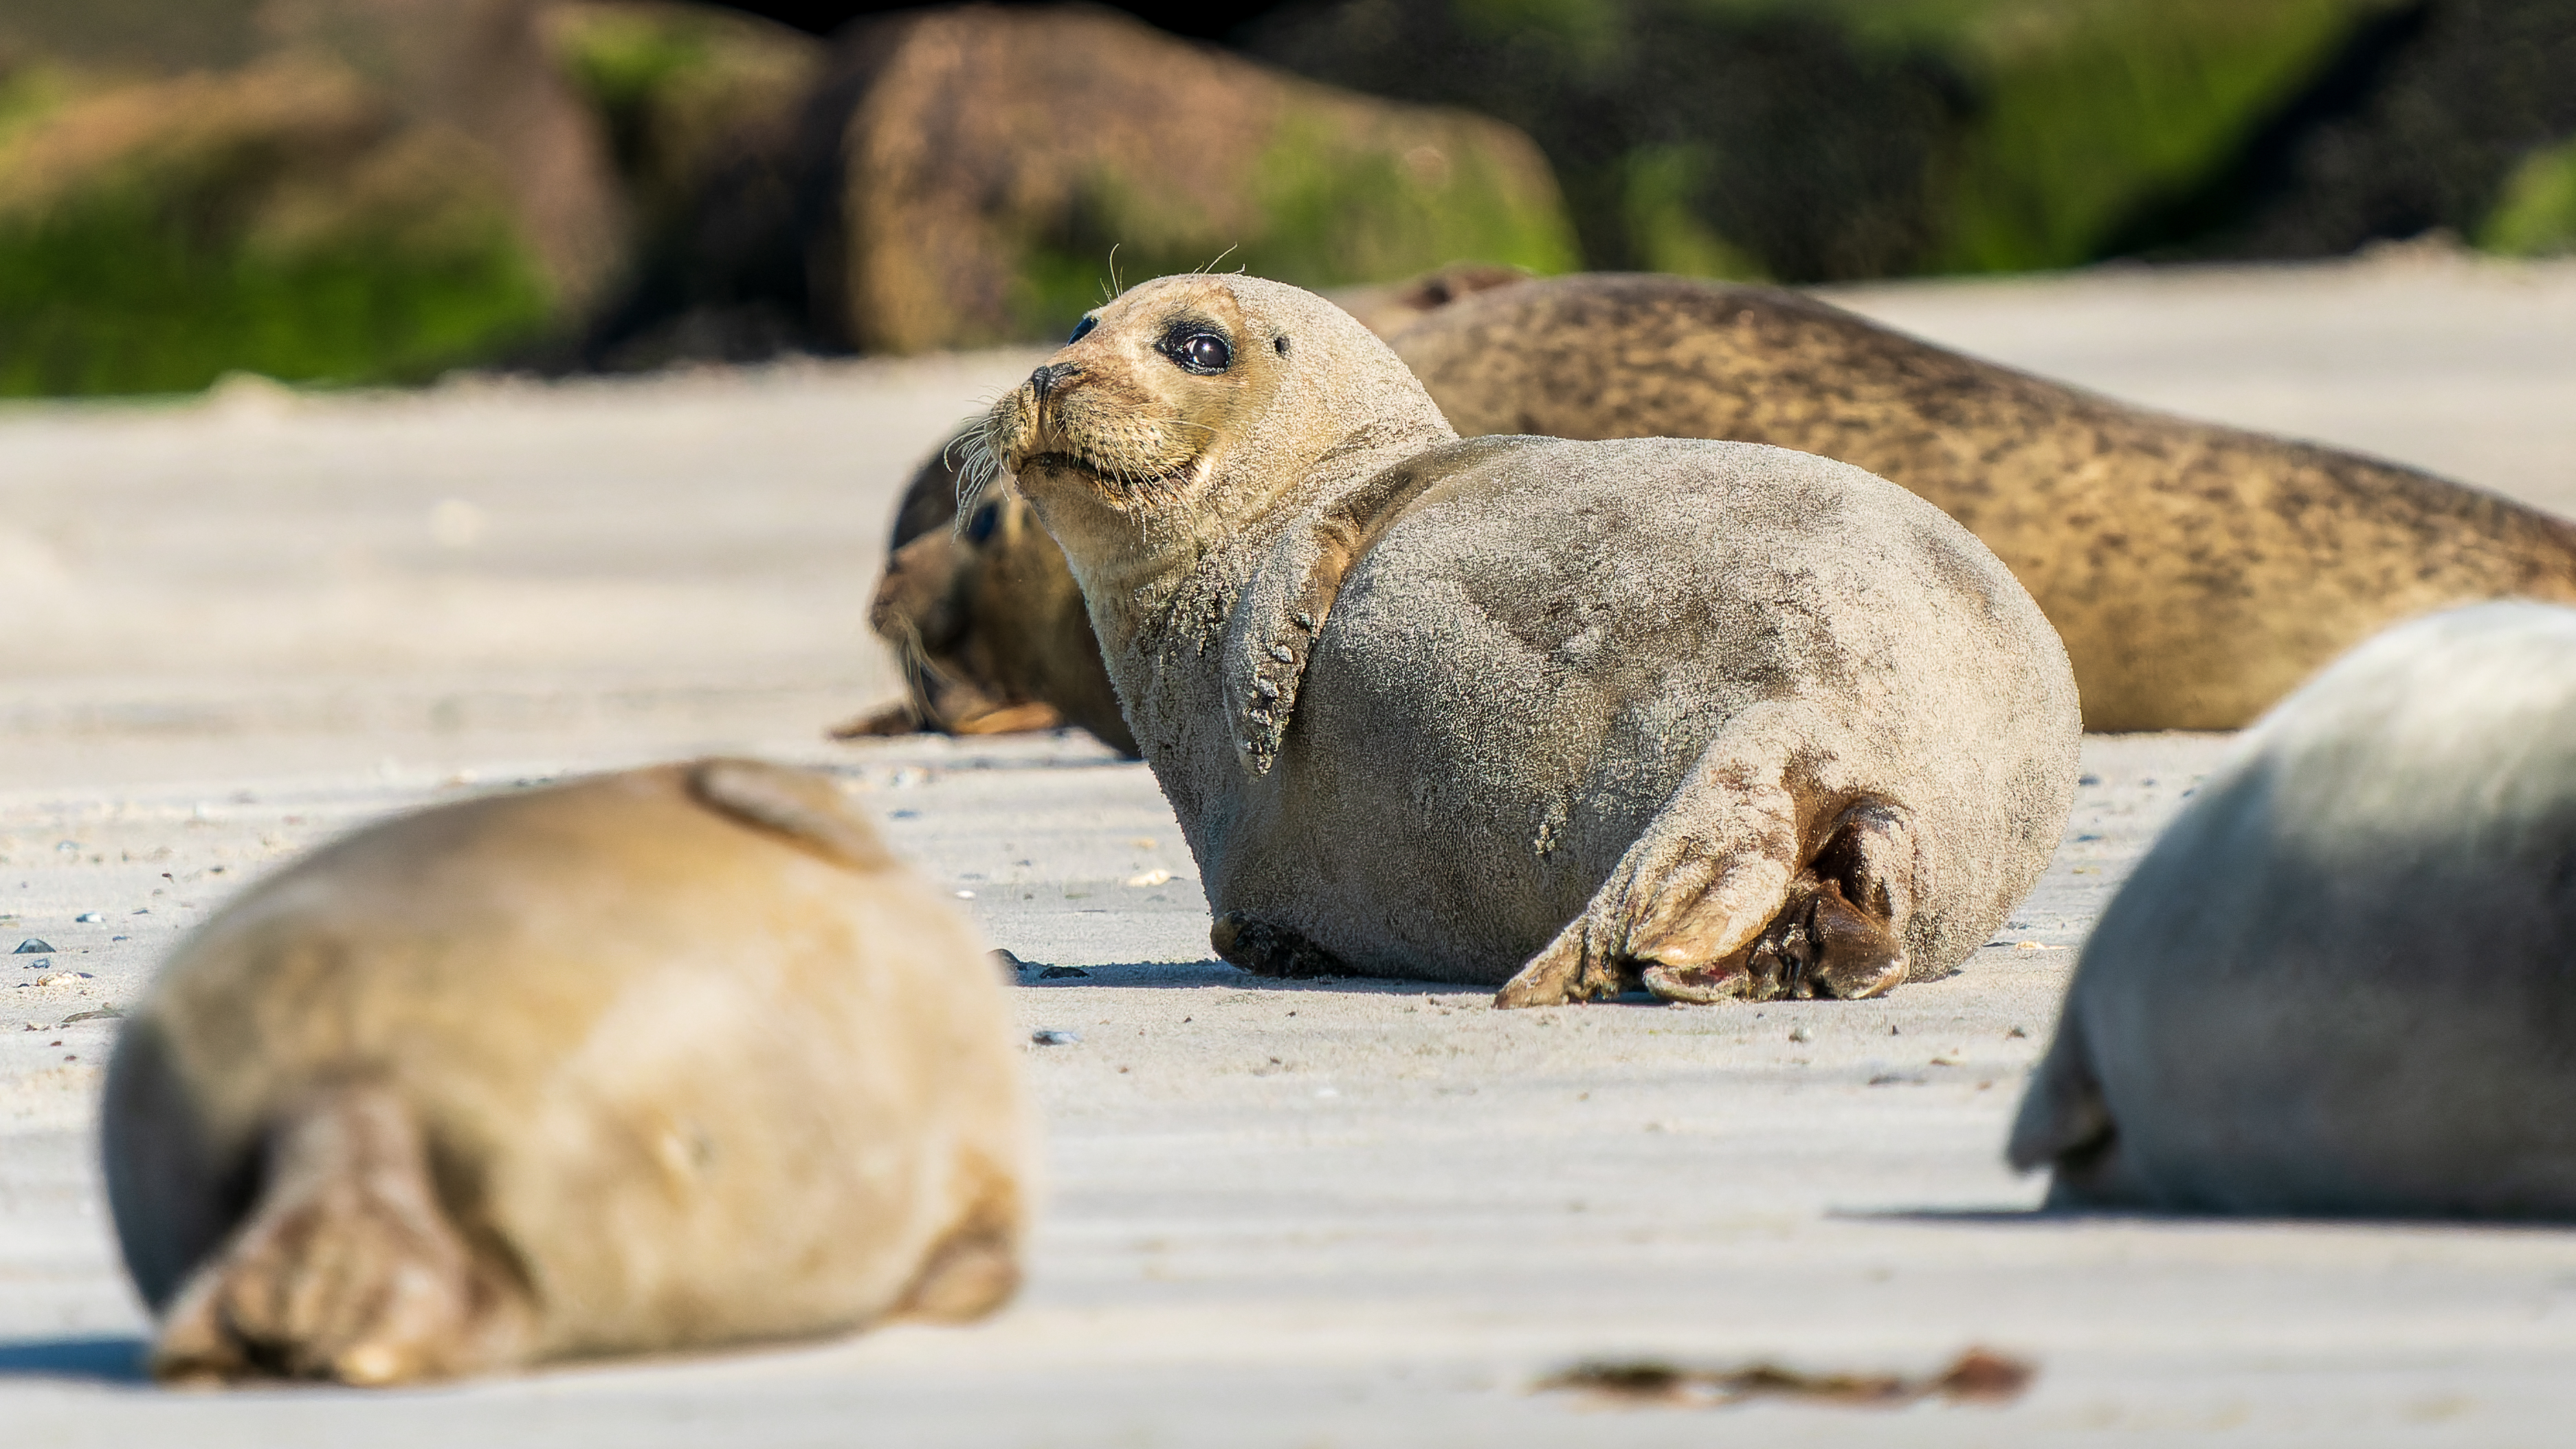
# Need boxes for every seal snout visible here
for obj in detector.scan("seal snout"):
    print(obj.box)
[1028,362,1078,401]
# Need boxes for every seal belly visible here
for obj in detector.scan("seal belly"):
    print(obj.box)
[1234,446,1836,983]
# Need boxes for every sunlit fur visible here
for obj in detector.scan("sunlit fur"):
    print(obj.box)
[980,271,2077,1009]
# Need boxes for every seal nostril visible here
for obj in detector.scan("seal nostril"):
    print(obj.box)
[1029,362,1077,400]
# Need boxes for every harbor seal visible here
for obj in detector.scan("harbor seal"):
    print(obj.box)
[871,269,2576,738]
[1389,272,2576,731]
[834,436,1138,754]
[981,272,2080,1006]
[103,759,1031,1384]
[2010,602,2576,1217]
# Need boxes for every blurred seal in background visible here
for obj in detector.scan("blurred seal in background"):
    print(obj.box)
[104,758,1030,1385]
[2012,603,2576,1217]
[834,438,1138,755]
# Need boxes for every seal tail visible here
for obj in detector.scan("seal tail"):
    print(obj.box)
[151,1081,532,1386]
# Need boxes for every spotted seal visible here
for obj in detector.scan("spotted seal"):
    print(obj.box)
[981,272,2080,1006]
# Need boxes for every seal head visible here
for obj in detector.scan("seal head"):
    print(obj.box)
[982,274,1454,609]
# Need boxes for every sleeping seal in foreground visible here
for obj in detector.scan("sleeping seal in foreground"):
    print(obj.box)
[980,272,2080,1007]
[104,759,1030,1384]
[2012,602,2576,1217]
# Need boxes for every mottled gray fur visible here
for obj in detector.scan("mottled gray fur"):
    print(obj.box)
[992,274,2080,1004]
[2012,602,2576,1217]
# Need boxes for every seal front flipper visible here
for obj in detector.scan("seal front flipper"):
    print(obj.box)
[1220,457,1452,774]
[1210,911,1349,978]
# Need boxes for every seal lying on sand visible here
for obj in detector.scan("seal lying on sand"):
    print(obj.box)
[1393,274,2576,731]
[104,759,1030,1384]
[834,438,1139,754]
[861,269,2576,739]
[981,272,2080,1006]
[2011,603,2576,1217]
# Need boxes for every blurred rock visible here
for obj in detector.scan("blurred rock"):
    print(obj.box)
[1249,0,2480,281]
[555,1,835,370]
[827,3,1573,353]
[553,1,821,230]
[0,0,623,395]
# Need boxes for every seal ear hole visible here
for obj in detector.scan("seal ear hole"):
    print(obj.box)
[1273,335,1289,355]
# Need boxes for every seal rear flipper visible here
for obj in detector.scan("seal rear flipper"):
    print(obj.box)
[1499,700,1878,1008]
[687,759,896,873]
[891,1151,1026,1325]
[2006,1026,2129,1208]
[151,1082,533,1385]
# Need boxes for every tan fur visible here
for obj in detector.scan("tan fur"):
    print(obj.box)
[103,760,1031,1385]
[844,269,1526,755]
[983,274,2078,1006]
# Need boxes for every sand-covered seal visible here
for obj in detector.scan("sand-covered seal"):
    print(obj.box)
[1391,273,2576,731]
[104,759,1031,1384]
[834,436,1138,754]
[2011,603,2576,1217]
[981,272,2080,1006]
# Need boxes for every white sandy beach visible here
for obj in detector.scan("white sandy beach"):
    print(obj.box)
[3,247,2574,1446]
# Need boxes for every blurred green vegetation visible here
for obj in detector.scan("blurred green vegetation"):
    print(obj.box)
[0,62,553,397]
[2481,139,2576,258]
[1008,114,1581,336]
[553,1,818,225]
[1864,0,2393,273]
[5,0,2573,395]
[1255,0,2417,282]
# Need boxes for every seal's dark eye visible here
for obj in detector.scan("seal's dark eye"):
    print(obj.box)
[1066,316,1096,344]
[1173,333,1231,374]
[964,501,1000,544]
